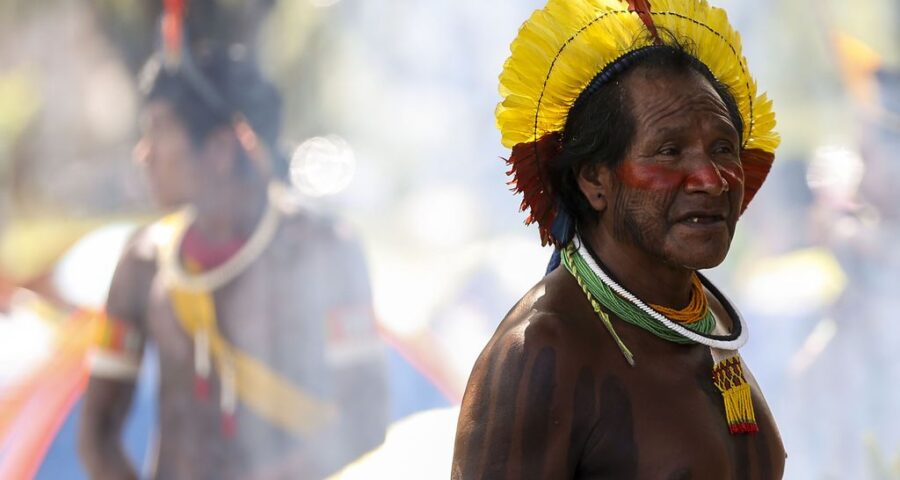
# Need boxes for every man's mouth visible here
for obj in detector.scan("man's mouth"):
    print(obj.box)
[676,212,728,226]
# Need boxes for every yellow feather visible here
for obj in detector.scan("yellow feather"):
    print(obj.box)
[498,0,779,164]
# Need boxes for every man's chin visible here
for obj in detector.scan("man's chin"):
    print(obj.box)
[679,256,726,271]
[664,241,731,270]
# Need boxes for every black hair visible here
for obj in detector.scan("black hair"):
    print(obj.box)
[139,46,287,178]
[548,40,744,244]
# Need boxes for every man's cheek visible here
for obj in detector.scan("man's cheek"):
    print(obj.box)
[616,162,685,191]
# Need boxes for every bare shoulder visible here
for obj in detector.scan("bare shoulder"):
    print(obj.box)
[271,208,371,305]
[453,267,610,478]
[112,224,161,284]
[106,225,160,319]
[276,207,361,252]
[464,265,621,391]
[121,223,161,265]
[489,266,607,357]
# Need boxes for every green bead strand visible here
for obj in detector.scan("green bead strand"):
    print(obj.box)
[561,244,715,345]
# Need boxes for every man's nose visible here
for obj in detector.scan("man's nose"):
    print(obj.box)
[683,154,728,196]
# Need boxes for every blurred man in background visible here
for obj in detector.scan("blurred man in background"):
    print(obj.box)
[77,45,388,479]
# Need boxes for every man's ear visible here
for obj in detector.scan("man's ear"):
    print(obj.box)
[577,163,613,214]
[201,127,239,176]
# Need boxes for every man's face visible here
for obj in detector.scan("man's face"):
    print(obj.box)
[134,100,198,208]
[600,67,744,270]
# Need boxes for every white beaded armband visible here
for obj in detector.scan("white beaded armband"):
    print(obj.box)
[88,349,141,381]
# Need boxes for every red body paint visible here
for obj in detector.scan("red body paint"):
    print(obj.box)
[615,158,744,195]
[616,162,684,191]
[181,226,247,270]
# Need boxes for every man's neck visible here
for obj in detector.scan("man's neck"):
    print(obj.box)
[583,227,694,309]
[190,178,269,245]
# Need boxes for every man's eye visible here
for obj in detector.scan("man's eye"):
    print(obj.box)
[713,142,736,155]
[658,147,679,156]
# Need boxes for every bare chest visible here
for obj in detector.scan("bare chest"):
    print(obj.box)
[140,241,338,475]
[148,251,327,365]
[576,352,784,480]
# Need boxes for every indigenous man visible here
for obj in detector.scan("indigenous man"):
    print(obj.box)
[77,46,388,479]
[453,0,785,478]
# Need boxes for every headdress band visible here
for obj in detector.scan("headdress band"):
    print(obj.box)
[498,0,779,246]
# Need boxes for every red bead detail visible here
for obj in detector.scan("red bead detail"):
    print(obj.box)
[221,413,237,438]
[728,422,759,434]
[194,376,210,401]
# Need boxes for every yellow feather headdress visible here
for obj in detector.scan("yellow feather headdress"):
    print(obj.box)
[498,0,779,246]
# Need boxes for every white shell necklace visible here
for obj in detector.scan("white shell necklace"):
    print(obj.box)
[573,236,748,351]
[158,183,283,292]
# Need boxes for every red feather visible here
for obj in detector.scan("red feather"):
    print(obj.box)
[740,148,774,214]
[506,132,563,246]
[625,0,661,44]
[162,0,186,63]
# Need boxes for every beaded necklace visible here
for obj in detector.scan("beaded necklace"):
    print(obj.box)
[561,238,758,435]
[652,274,709,324]
[562,244,717,344]
[158,182,283,293]
[566,237,748,350]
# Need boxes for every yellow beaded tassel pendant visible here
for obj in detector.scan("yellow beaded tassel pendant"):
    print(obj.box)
[712,356,758,434]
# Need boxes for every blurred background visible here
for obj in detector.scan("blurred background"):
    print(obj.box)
[0,0,898,478]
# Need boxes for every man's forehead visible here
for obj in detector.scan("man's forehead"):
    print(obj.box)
[624,68,730,121]
[625,68,725,108]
